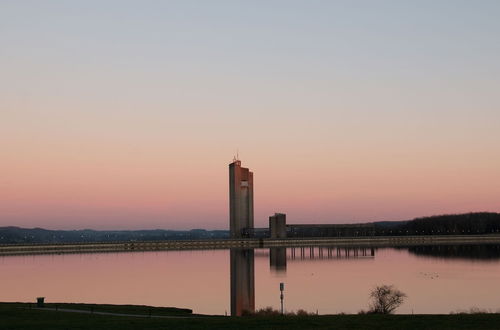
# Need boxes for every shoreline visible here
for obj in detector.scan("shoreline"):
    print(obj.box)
[1,234,500,256]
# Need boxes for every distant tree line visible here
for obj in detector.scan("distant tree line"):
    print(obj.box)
[376,212,500,236]
[283,213,500,238]
[284,213,500,238]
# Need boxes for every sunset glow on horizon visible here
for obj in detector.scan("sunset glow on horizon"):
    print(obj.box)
[1,1,499,230]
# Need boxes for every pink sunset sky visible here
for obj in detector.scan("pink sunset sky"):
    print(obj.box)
[1,1,499,230]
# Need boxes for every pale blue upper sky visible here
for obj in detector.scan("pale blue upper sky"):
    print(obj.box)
[2,1,499,122]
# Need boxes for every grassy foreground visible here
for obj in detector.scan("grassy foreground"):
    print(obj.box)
[2,303,500,330]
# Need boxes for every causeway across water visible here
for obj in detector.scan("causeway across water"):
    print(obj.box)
[2,235,500,256]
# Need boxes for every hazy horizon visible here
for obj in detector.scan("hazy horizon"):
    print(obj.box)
[3,211,499,232]
[2,1,499,230]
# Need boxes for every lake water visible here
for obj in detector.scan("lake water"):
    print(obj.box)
[1,244,500,315]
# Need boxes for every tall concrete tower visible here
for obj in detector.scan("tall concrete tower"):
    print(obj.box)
[229,159,254,238]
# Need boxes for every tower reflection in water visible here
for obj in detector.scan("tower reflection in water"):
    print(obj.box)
[269,247,287,273]
[230,249,255,316]
[230,247,375,316]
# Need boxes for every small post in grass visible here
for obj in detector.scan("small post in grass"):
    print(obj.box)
[280,282,285,315]
[36,297,45,308]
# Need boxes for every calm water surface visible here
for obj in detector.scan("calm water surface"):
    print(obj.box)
[1,245,500,315]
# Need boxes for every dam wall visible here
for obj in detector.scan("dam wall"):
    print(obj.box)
[2,235,500,256]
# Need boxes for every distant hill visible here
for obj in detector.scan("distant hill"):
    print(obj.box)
[1,212,499,244]
[0,227,229,244]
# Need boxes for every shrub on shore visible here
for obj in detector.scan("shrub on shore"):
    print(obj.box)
[367,285,407,314]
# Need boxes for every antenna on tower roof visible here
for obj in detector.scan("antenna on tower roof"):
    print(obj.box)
[232,149,240,163]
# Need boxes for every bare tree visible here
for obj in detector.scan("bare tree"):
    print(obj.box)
[368,285,407,314]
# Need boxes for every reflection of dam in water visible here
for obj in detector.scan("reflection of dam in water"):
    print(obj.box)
[230,247,376,316]
[261,246,376,260]
[258,246,376,272]
[407,244,500,261]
